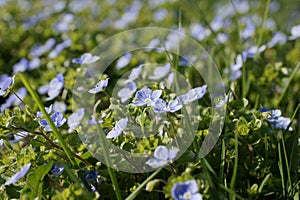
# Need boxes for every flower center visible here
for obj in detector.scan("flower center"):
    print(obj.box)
[145,98,151,103]
[183,191,192,199]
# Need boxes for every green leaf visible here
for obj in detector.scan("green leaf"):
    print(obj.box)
[22,162,53,199]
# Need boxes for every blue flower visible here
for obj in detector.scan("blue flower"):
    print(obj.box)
[215,33,229,44]
[153,98,182,114]
[116,53,131,70]
[171,180,202,200]
[288,24,300,40]
[13,58,29,73]
[114,2,141,30]
[86,113,106,125]
[118,82,137,103]
[125,65,143,83]
[53,101,67,113]
[230,54,243,71]
[72,53,100,64]
[210,16,225,31]
[146,145,178,168]
[179,56,197,67]
[178,85,207,105]
[166,73,174,87]
[227,54,245,81]
[260,108,293,131]
[243,45,266,58]
[84,170,98,181]
[48,39,71,59]
[164,30,185,50]
[189,23,211,41]
[215,93,231,108]
[28,57,41,71]
[229,70,242,81]
[133,87,162,106]
[50,164,64,176]
[36,105,53,118]
[5,163,31,185]
[12,58,41,73]
[232,0,249,14]
[0,87,27,112]
[0,75,14,97]
[30,38,56,57]
[9,131,29,143]
[53,13,74,33]
[84,171,101,192]
[46,73,64,101]
[147,38,160,50]
[67,108,85,133]
[106,117,128,139]
[153,8,167,21]
[88,78,109,94]
[267,32,287,48]
[149,63,170,80]
[241,24,255,39]
[38,83,49,95]
[39,112,66,131]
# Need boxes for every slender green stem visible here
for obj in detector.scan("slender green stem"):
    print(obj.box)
[13,91,26,105]
[219,139,225,183]
[257,0,271,46]
[289,103,300,127]
[201,158,218,180]
[258,173,272,193]
[219,184,245,200]
[230,133,239,200]
[125,169,162,200]
[19,73,76,167]
[275,62,300,107]
[95,122,122,200]
[278,141,286,197]
[281,135,292,194]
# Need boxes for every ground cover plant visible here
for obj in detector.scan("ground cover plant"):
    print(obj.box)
[0,0,299,199]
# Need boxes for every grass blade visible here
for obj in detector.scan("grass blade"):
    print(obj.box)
[19,73,76,167]
[125,169,162,200]
[275,61,300,107]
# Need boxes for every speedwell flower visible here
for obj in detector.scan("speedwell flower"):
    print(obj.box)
[88,78,109,94]
[118,82,137,103]
[5,163,31,185]
[133,87,162,106]
[72,53,100,64]
[288,24,300,40]
[0,75,14,97]
[149,63,170,80]
[46,73,64,101]
[67,108,85,133]
[260,108,293,131]
[146,145,178,168]
[106,117,128,139]
[178,85,207,105]
[50,164,64,176]
[38,112,66,131]
[153,98,182,114]
[116,53,131,70]
[171,180,202,200]
[125,64,143,83]
[215,93,231,108]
